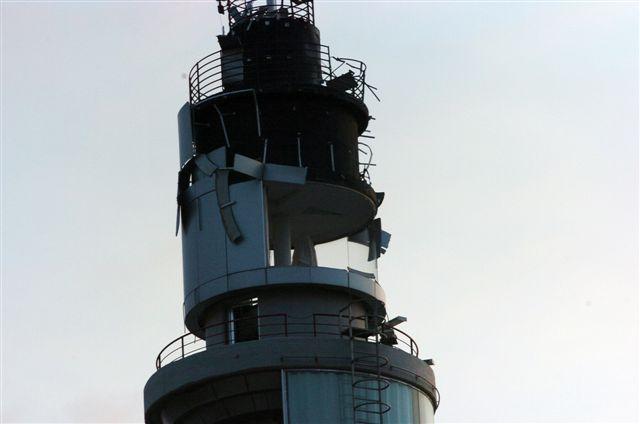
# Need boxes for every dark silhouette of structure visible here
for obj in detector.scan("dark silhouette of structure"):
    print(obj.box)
[144,1,438,422]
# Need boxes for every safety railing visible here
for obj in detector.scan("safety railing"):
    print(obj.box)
[155,313,419,369]
[221,0,315,27]
[188,44,371,104]
[331,57,371,103]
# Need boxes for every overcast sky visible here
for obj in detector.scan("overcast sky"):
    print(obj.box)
[1,1,638,422]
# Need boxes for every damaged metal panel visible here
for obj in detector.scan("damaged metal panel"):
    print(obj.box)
[263,163,307,185]
[380,230,391,254]
[348,219,391,259]
[176,159,195,235]
[182,180,269,304]
[368,218,382,261]
[207,147,227,169]
[215,170,242,243]
[177,103,194,167]
[225,180,269,275]
[233,153,264,179]
[194,154,218,177]
[196,190,228,286]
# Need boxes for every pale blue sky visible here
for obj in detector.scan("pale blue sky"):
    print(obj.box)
[1,1,638,422]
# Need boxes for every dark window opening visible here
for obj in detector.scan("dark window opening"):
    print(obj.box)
[229,298,259,343]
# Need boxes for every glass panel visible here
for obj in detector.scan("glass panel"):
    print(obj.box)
[381,379,413,423]
[418,391,435,424]
[353,377,383,424]
[229,298,259,343]
[347,241,378,280]
[285,370,435,424]
[314,237,378,280]
[314,238,349,269]
[286,371,353,423]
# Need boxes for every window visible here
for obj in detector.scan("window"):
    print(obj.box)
[228,298,259,344]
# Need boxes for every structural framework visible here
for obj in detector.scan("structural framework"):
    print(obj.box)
[144,1,438,422]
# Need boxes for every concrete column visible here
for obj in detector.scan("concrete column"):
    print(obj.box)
[292,236,317,267]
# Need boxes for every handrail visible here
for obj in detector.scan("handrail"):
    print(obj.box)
[155,312,421,369]
[187,44,369,104]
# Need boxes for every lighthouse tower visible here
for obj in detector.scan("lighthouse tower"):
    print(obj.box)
[144,1,438,422]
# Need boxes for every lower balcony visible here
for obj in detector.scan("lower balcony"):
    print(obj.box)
[155,313,420,370]
[144,336,438,424]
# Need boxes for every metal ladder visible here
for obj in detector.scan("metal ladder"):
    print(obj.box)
[340,302,390,424]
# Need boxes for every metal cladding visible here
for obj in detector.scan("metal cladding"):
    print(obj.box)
[144,1,437,423]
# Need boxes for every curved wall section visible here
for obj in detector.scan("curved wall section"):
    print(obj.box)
[181,179,269,299]
[286,370,435,423]
[183,266,386,332]
[179,176,387,332]
[144,338,437,423]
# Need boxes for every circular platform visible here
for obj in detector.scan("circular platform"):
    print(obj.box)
[266,180,377,245]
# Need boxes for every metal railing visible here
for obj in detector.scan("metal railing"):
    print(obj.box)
[331,57,373,103]
[221,0,315,27]
[155,313,419,369]
[188,45,370,104]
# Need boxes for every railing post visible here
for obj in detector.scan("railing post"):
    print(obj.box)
[262,138,269,163]
[284,314,288,337]
[312,314,317,337]
[255,46,260,88]
[329,142,336,172]
[196,62,201,102]
[361,67,366,101]
[181,336,185,359]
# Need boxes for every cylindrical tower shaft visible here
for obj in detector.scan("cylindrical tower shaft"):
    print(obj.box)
[144,2,438,423]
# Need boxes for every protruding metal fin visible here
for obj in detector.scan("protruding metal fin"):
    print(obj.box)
[175,205,181,236]
[263,163,307,184]
[215,169,242,243]
[380,230,391,254]
[175,158,195,236]
[206,146,228,168]
[177,103,194,167]
[233,154,264,179]
[348,219,390,260]
[367,218,382,261]
[347,267,376,280]
[195,154,218,176]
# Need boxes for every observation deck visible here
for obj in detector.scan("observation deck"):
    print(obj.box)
[189,47,370,105]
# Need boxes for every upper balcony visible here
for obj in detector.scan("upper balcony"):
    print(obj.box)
[189,45,370,105]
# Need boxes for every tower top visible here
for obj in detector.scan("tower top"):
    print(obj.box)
[217,0,315,29]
